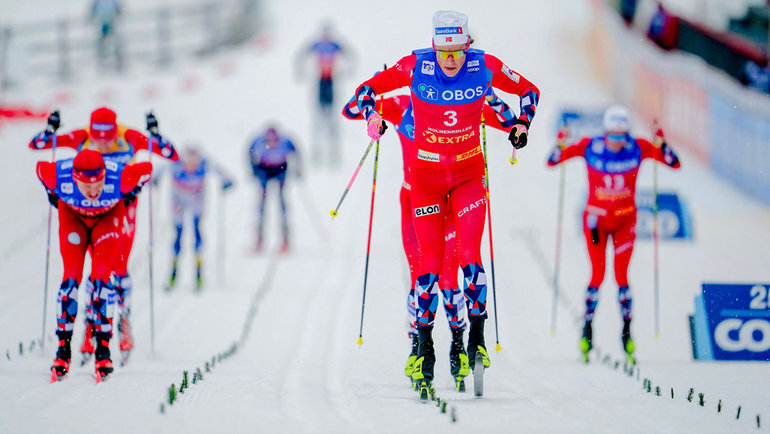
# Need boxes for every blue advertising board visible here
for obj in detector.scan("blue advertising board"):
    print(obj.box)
[635,191,692,240]
[691,283,770,361]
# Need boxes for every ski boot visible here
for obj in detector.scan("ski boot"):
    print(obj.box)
[167,257,178,291]
[622,319,635,367]
[50,331,72,383]
[118,316,133,366]
[94,332,114,383]
[195,255,203,289]
[411,326,435,402]
[404,334,418,389]
[80,321,95,365]
[579,321,593,364]
[449,327,470,392]
[467,316,490,397]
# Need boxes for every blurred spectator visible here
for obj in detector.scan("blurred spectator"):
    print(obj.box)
[90,0,124,70]
[620,0,638,24]
[647,3,679,50]
[741,59,770,93]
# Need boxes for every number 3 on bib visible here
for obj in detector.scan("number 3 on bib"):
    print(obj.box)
[444,110,457,127]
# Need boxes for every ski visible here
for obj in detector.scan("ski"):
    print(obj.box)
[80,352,93,367]
[473,352,484,397]
[416,379,431,402]
[120,350,131,367]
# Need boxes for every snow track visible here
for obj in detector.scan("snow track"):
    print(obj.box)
[1,0,769,433]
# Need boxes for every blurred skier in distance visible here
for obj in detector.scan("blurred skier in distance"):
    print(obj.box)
[295,21,355,167]
[160,144,234,290]
[29,107,178,364]
[90,0,124,71]
[248,125,302,254]
[546,105,681,366]
[36,148,152,382]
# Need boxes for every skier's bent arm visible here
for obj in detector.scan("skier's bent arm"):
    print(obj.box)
[547,138,589,167]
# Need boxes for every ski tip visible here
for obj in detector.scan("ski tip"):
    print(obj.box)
[50,369,58,384]
[356,336,363,347]
[495,343,502,353]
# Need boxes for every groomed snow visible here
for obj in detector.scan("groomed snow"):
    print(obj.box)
[1,1,769,433]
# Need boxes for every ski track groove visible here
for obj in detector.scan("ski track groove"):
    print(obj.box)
[278,242,357,429]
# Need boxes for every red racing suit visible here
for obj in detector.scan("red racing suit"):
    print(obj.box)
[353,48,539,327]
[547,134,680,321]
[344,90,515,333]
[31,125,176,319]
[37,158,152,333]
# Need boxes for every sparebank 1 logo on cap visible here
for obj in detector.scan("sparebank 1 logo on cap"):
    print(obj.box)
[435,26,463,36]
[417,83,438,101]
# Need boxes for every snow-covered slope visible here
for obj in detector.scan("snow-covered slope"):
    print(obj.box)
[1,1,769,433]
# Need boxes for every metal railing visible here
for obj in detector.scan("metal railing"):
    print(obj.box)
[0,0,262,90]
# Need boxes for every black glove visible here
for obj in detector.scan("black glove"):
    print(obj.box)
[46,188,59,208]
[46,110,61,133]
[145,112,159,135]
[123,185,142,206]
[508,119,530,149]
[591,227,600,245]
[376,120,388,136]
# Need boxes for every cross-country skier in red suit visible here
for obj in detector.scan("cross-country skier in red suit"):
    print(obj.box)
[37,149,152,382]
[546,105,680,365]
[29,107,177,363]
[343,84,516,389]
[351,10,540,397]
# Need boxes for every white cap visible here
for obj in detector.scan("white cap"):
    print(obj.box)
[432,10,469,47]
[603,105,630,133]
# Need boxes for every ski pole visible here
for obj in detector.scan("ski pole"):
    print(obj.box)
[550,127,569,336]
[41,110,60,351]
[217,185,225,285]
[480,116,502,352]
[652,119,662,340]
[356,136,380,346]
[357,73,386,346]
[146,111,158,355]
[330,138,376,218]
